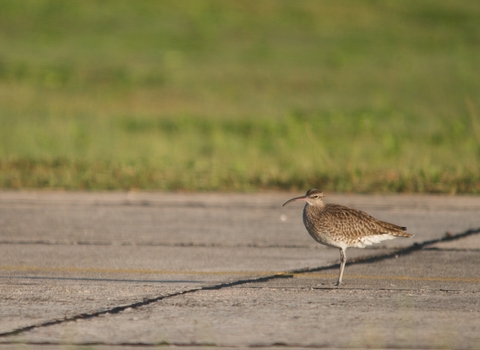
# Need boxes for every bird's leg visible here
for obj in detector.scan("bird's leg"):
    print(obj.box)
[335,248,347,286]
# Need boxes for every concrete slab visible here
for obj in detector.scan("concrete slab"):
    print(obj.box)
[0,191,479,349]
[5,282,479,348]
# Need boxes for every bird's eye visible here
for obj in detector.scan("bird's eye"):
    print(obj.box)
[313,195,319,199]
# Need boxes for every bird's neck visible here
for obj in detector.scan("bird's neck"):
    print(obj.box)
[304,201,325,209]
[303,202,326,216]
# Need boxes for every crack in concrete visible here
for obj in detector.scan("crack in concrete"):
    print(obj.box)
[0,226,479,341]
[423,247,480,252]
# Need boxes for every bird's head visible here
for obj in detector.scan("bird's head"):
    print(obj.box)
[282,189,325,207]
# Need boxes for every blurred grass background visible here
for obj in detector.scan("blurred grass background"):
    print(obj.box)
[0,0,479,192]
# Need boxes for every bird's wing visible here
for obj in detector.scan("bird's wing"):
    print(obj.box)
[323,204,409,238]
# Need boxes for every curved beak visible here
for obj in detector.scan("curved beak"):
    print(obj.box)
[282,195,307,207]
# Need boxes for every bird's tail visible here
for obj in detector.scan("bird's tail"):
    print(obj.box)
[379,221,414,238]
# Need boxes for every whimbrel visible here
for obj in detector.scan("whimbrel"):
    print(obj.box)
[283,189,413,285]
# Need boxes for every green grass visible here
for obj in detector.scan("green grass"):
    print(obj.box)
[1,0,480,192]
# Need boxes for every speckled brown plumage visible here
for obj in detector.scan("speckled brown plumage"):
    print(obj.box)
[283,189,413,285]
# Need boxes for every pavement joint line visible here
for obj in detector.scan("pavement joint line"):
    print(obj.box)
[0,339,470,349]
[3,195,480,211]
[3,239,479,251]
[0,265,287,276]
[0,275,208,284]
[3,270,477,284]
[237,285,470,292]
[1,226,479,340]
[0,240,315,249]
[0,340,350,348]
[292,273,480,283]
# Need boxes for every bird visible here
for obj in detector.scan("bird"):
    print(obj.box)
[283,189,413,286]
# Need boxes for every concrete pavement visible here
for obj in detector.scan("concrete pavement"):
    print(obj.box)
[0,191,479,349]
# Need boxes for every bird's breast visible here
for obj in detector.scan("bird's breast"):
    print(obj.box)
[302,206,346,249]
